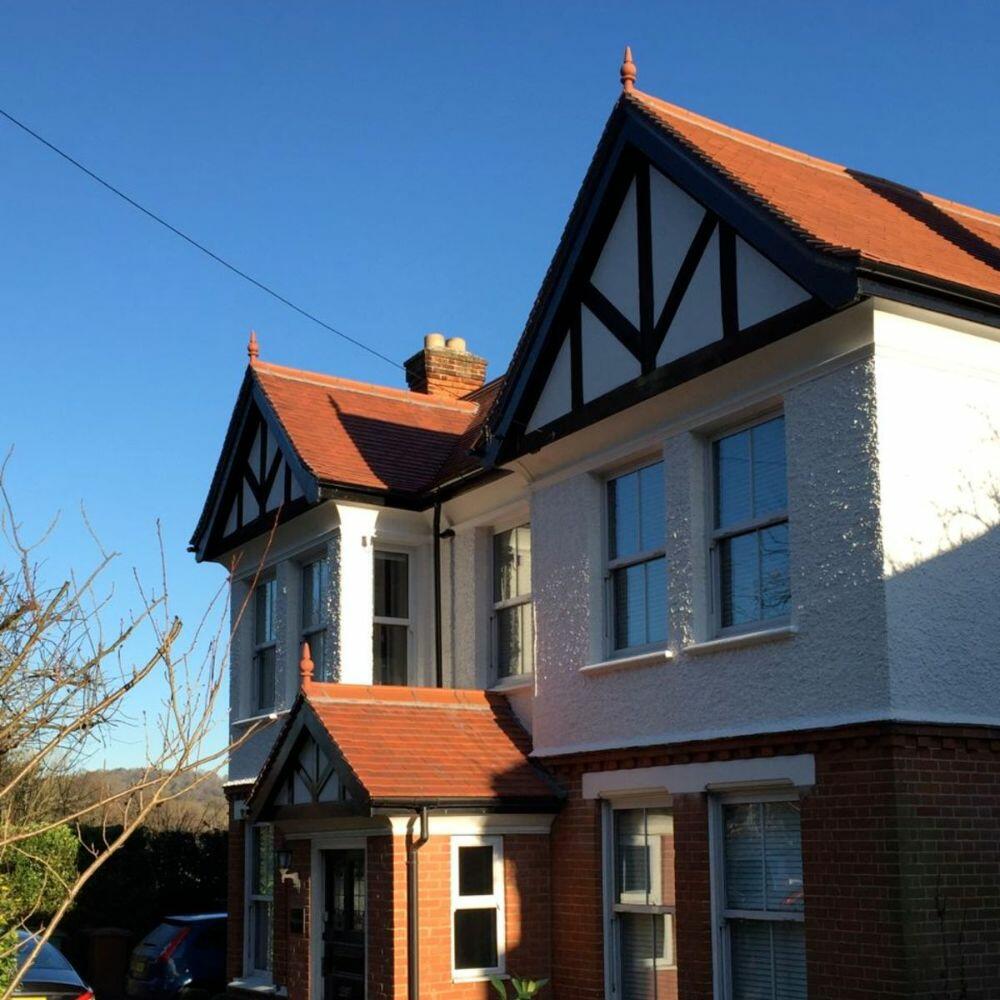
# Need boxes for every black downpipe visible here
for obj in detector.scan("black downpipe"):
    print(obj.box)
[406,806,430,1000]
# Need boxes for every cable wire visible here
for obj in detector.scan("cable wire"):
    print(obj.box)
[0,104,403,371]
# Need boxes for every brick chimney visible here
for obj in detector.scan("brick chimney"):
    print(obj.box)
[404,333,487,400]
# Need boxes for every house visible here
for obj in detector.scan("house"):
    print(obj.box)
[190,49,1000,1000]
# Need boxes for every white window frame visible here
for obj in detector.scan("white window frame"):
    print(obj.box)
[708,789,806,1000]
[709,412,790,638]
[602,801,677,997]
[252,576,277,713]
[300,555,329,681]
[244,822,274,982]
[450,834,506,981]
[491,523,534,681]
[373,548,412,685]
[604,458,667,657]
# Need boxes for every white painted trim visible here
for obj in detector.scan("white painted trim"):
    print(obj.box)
[581,754,815,800]
[683,625,797,656]
[580,648,674,676]
[489,673,534,692]
[386,813,555,837]
[530,708,1000,759]
[450,834,506,982]
[228,977,286,996]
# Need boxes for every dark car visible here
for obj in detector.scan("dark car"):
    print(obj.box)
[15,931,93,1000]
[126,914,226,1000]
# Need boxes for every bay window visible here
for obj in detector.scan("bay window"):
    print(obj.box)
[493,524,534,679]
[451,836,505,979]
[712,415,790,631]
[712,797,807,1000]
[605,805,676,999]
[374,551,409,685]
[607,461,667,653]
[253,577,277,712]
[247,824,274,978]
[301,557,329,681]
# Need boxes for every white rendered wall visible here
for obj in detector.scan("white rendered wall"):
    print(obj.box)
[872,306,1000,724]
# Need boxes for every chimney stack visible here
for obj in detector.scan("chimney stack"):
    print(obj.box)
[404,333,487,399]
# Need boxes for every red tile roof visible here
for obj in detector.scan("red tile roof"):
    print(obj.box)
[629,91,1000,299]
[253,361,498,496]
[302,683,557,803]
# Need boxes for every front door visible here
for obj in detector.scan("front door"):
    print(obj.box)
[323,849,366,1000]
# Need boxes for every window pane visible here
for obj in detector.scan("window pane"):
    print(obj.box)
[255,579,276,644]
[731,921,807,1000]
[638,462,665,552]
[458,846,494,896]
[752,417,787,518]
[497,602,534,678]
[715,429,751,528]
[374,552,409,619]
[454,908,498,970]
[760,523,791,622]
[609,470,640,560]
[252,825,273,895]
[301,559,327,629]
[514,525,532,597]
[619,913,657,1000]
[723,803,764,911]
[764,801,804,913]
[305,630,328,682]
[613,557,667,650]
[615,808,674,907]
[720,532,759,628]
[254,647,276,712]
[251,900,272,972]
[494,525,532,604]
[374,623,408,685]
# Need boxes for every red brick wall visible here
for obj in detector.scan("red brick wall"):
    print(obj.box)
[273,836,312,1000]
[225,791,248,984]
[546,722,1000,1000]
[366,832,550,1000]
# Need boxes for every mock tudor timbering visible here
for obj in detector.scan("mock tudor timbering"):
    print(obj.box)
[196,51,1000,1000]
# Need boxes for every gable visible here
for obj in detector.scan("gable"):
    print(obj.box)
[485,101,857,466]
[271,728,352,807]
[192,376,316,561]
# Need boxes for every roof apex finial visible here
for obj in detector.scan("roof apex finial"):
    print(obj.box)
[247,329,260,365]
[620,45,637,94]
[299,641,314,689]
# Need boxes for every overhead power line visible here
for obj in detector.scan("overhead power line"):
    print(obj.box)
[0,104,403,371]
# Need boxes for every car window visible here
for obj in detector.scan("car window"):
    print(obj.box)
[17,938,72,971]
[140,923,185,949]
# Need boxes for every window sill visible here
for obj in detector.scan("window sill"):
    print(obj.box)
[490,674,533,692]
[453,970,506,984]
[683,625,797,656]
[580,648,674,677]
[232,709,290,727]
[228,977,285,996]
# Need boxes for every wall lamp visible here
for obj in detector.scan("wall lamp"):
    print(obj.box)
[275,849,301,891]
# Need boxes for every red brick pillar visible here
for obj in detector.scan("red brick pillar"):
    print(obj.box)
[673,792,713,1000]
[225,789,248,984]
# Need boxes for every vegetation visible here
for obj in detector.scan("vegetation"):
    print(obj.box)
[490,974,549,999]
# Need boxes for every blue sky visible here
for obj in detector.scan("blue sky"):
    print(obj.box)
[1,2,997,766]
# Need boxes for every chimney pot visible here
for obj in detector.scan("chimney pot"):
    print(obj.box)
[424,332,446,349]
[445,337,467,353]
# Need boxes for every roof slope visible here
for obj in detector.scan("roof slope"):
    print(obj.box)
[630,91,1000,299]
[302,683,557,803]
[253,361,497,496]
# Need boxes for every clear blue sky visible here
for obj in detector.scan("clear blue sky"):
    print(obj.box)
[1,2,997,766]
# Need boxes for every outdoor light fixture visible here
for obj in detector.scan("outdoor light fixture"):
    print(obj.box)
[275,849,301,891]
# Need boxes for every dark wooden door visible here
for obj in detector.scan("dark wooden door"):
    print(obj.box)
[323,849,366,1000]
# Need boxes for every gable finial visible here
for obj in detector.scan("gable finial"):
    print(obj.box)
[620,45,637,94]
[247,329,260,365]
[299,641,315,689]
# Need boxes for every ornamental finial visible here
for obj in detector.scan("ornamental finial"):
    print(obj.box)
[299,641,314,688]
[247,329,260,365]
[620,46,637,94]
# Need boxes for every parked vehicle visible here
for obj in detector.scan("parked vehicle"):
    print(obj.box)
[15,931,93,1000]
[125,914,226,1000]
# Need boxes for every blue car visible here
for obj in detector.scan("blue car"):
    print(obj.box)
[126,914,226,1000]
[15,931,93,1000]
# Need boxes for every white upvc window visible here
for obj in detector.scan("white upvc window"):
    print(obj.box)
[246,823,274,979]
[603,804,676,998]
[252,577,277,712]
[451,835,505,980]
[607,460,667,654]
[711,414,790,634]
[373,550,410,685]
[300,557,329,681]
[710,794,807,1000]
[492,524,534,679]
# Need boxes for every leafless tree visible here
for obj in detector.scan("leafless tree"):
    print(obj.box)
[0,455,272,998]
